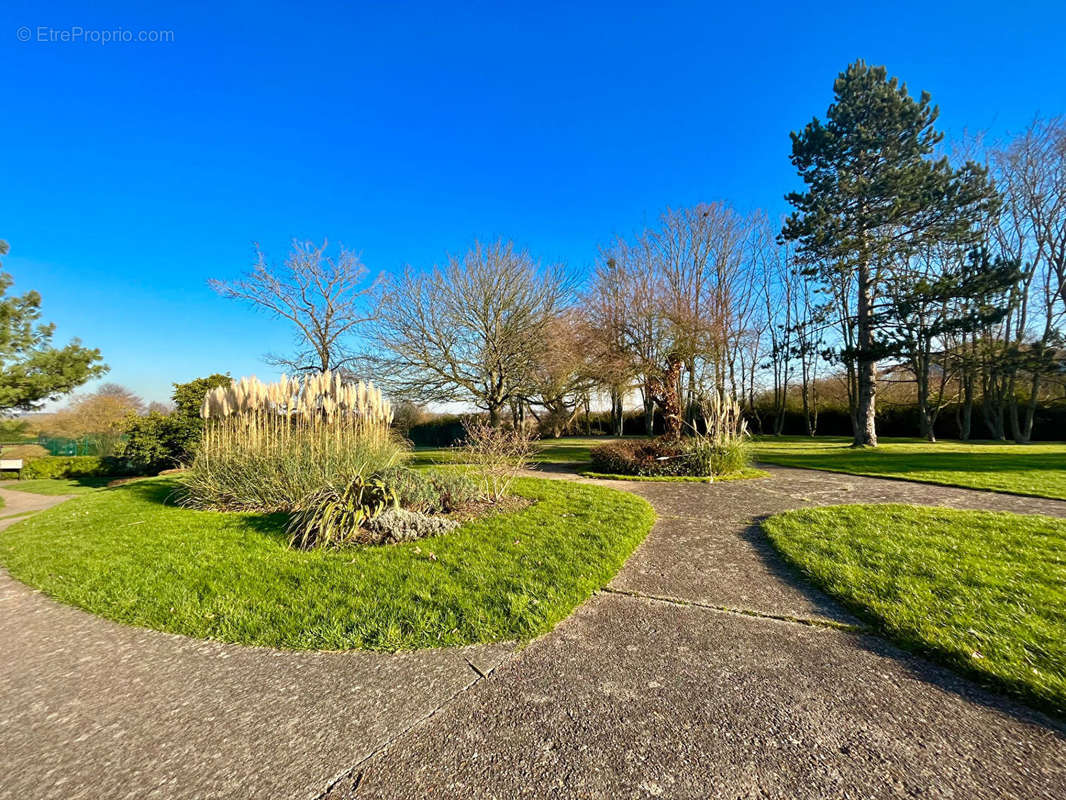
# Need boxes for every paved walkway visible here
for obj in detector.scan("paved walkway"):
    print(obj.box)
[1,472,1065,799]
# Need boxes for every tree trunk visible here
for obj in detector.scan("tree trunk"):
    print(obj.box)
[802,385,812,437]
[641,383,655,437]
[1007,375,1022,442]
[959,374,973,441]
[772,402,785,436]
[917,373,934,442]
[1020,372,1041,444]
[853,265,878,447]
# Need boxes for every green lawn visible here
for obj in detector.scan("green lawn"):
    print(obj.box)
[1,477,112,495]
[755,436,1066,500]
[764,504,1066,714]
[0,476,654,651]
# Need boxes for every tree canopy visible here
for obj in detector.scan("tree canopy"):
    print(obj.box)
[0,239,107,412]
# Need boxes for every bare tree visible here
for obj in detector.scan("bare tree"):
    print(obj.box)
[758,220,795,435]
[582,268,637,436]
[210,240,380,373]
[793,269,825,436]
[521,311,599,437]
[992,117,1066,441]
[371,240,570,425]
[592,203,761,440]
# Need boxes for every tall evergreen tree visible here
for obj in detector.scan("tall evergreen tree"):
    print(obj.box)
[781,61,998,446]
[0,239,108,411]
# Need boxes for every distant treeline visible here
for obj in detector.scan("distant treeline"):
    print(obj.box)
[405,401,1066,446]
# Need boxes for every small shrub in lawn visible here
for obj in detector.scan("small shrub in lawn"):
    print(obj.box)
[590,438,695,477]
[427,469,480,511]
[287,475,398,549]
[461,418,537,500]
[360,508,459,544]
[689,393,752,475]
[376,466,442,512]
[589,396,753,480]
[375,466,481,514]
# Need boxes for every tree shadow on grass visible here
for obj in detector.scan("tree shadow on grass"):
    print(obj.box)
[761,449,1063,476]
[746,515,1066,733]
[738,519,858,626]
[118,478,290,542]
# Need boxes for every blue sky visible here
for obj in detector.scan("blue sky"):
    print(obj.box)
[3,0,1064,406]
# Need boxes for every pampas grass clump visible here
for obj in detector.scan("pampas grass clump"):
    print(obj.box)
[180,372,408,512]
[689,393,752,476]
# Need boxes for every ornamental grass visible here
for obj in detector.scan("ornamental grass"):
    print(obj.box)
[180,372,407,512]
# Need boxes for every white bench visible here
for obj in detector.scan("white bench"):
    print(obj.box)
[0,459,23,473]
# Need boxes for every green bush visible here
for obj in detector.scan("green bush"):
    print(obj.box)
[287,475,398,549]
[428,469,480,511]
[376,466,442,512]
[710,437,751,474]
[375,466,480,514]
[119,412,190,474]
[118,373,232,474]
[590,438,697,477]
[19,456,126,480]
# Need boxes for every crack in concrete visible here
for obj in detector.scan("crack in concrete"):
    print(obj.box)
[312,657,506,799]
[599,586,870,633]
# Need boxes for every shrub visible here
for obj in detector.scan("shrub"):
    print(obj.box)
[287,475,398,549]
[360,508,460,545]
[376,466,441,512]
[119,412,187,474]
[427,469,480,511]
[375,466,481,514]
[19,456,129,480]
[461,419,537,500]
[180,372,407,512]
[119,374,233,474]
[590,438,696,477]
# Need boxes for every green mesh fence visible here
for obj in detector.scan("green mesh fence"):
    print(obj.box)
[36,436,103,456]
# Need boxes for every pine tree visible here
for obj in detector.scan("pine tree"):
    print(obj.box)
[0,239,108,411]
[781,61,998,446]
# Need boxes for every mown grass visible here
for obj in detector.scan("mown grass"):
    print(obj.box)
[755,436,1066,500]
[764,504,1066,714]
[577,467,769,482]
[0,476,654,651]
[2,477,112,495]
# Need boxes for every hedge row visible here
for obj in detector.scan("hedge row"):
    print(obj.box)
[751,402,1066,441]
[2,456,133,481]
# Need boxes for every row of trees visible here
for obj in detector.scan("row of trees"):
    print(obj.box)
[214,62,1064,446]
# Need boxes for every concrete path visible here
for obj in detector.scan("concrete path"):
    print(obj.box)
[0,488,512,800]
[2,471,1065,799]
[325,468,1066,799]
[0,485,76,529]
